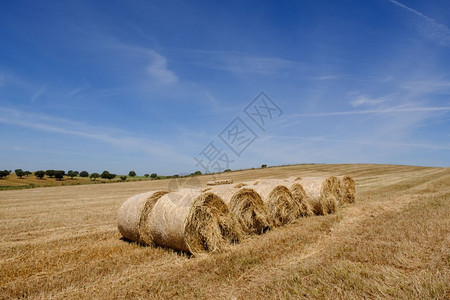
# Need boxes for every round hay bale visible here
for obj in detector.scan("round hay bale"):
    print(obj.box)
[209,185,271,235]
[297,177,338,215]
[338,175,356,204]
[117,190,169,245]
[206,179,233,186]
[248,180,299,227]
[289,182,314,217]
[148,188,242,255]
[327,176,341,204]
[255,178,313,218]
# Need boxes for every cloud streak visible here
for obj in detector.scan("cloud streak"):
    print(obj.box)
[290,106,450,117]
[388,0,450,47]
[31,84,47,102]
[273,135,450,151]
[0,107,190,163]
[174,48,304,75]
[399,79,450,95]
[147,50,178,85]
[351,94,393,107]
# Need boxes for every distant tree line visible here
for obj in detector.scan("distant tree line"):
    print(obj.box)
[0,168,219,182]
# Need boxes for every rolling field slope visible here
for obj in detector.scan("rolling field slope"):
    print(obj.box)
[0,164,449,299]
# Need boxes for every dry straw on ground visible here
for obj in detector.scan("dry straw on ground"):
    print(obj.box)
[208,185,271,235]
[206,179,233,186]
[249,179,299,227]
[148,188,242,255]
[297,177,338,215]
[338,175,356,204]
[2,164,448,299]
[117,190,169,245]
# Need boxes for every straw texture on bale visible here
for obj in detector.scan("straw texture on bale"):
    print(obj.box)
[206,179,233,186]
[209,185,271,235]
[289,181,314,217]
[328,176,341,204]
[234,183,247,188]
[338,175,356,204]
[297,177,338,215]
[117,190,169,245]
[249,180,299,227]
[148,188,242,255]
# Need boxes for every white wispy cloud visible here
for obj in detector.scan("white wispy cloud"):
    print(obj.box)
[388,0,450,47]
[310,75,342,81]
[202,90,217,104]
[222,55,300,75]
[0,107,190,162]
[272,135,450,151]
[31,84,47,102]
[399,79,450,94]
[147,50,178,85]
[351,94,393,107]
[79,37,179,86]
[290,105,450,117]
[175,48,303,75]
[242,109,450,166]
[64,87,84,99]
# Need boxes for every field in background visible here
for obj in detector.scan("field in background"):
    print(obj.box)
[0,164,449,299]
[0,174,159,190]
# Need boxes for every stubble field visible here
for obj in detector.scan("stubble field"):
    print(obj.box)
[0,164,449,299]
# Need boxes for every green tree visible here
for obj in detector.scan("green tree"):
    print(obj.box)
[35,170,45,179]
[120,175,127,181]
[24,171,32,177]
[150,173,157,179]
[54,170,65,181]
[45,170,55,178]
[144,174,149,178]
[261,164,267,168]
[90,173,100,181]
[67,170,78,179]
[108,173,116,181]
[0,170,11,179]
[128,171,136,177]
[101,171,110,180]
[193,171,202,176]
[79,171,89,177]
[15,169,25,179]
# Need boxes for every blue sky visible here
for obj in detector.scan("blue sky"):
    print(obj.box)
[1,0,449,175]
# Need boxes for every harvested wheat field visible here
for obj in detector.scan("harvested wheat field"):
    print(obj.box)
[1,164,449,299]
